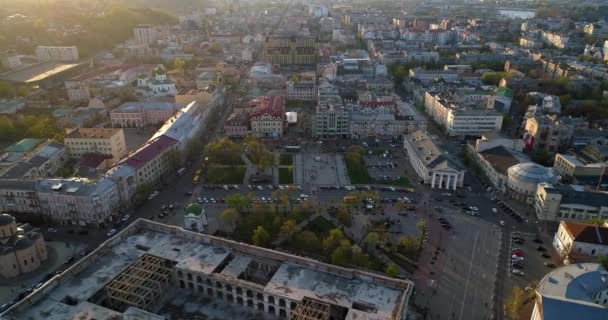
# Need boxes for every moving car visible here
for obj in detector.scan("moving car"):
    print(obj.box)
[147,191,159,200]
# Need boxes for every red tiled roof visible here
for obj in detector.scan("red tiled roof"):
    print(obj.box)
[250,96,285,119]
[562,221,608,245]
[124,135,178,169]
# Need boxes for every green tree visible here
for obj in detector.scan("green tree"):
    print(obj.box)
[173,58,186,72]
[252,226,271,247]
[331,243,351,266]
[323,229,345,255]
[245,137,274,172]
[587,218,606,226]
[220,208,240,231]
[57,166,73,178]
[293,231,321,253]
[398,236,420,257]
[505,286,526,320]
[417,219,428,250]
[599,255,608,270]
[185,138,203,162]
[226,193,251,212]
[0,81,16,98]
[365,232,380,248]
[205,137,242,164]
[385,263,399,278]
[336,206,352,226]
[279,219,297,239]
[135,183,153,201]
[351,246,370,268]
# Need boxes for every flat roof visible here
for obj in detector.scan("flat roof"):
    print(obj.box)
[0,62,82,83]
[1,220,412,320]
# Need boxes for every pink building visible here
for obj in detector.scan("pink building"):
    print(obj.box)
[110,102,180,128]
[224,112,250,137]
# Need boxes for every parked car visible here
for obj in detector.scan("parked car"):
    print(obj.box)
[544,262,556,268]
[536,246,547,252]
[106,229,117,237]
[511,269,525,276]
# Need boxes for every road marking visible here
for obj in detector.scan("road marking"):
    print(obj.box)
[459,231,479,320]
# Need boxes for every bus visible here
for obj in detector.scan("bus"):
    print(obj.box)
[192,175,200,185]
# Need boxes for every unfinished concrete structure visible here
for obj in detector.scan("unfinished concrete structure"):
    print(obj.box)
[0,219,413,320]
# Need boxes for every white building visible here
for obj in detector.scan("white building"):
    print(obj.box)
[403,130,465,189]
[0,51,21,69]
[409,68,458,83]
[250,96,285,138]
[35,46,79,61]
[135,66,177,97]
[553,221,608,258]
[133,24,159,45]
[507,163,558,204]
[64,128,128,162]
[184,203,207,233]
[535,183,608,222]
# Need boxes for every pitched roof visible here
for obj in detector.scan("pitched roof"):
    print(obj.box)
[562,221,608,245]
[3,138,44,153]
[65,128,122,139]
[123,135,178,169]
[250,96,285,119]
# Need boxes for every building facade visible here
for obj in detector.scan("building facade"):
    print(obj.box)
[287,81,317,101]
[111,101,180,128]
[264,36,318,65]
[535,183,608,222]
[0,214,47,278]
[403,130,465,189]
[35,46,79,61]
[249,96,285,138]
[133,24,159,45]
[64,128,128,162]
[553,221,608,258]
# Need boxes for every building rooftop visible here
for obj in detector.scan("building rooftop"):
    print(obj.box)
[561,221,608,245]
[122,136,178,170]
[0,62,83,84]
[112,101,181,113]
[65,128,123,140]
[536,263,608,320]
[479,146,526,175]
[0,219,412,320]
[508,162,557,184]
[0,161,35,179]
[3,139,44,153]
[542,183,608,208]
[36,177,116,197]
[405,130,462,171]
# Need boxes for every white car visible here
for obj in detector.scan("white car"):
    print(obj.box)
[492,208,498,213]
[256,186,264,190]
[47,228,57,233]
[511,269,525,276]
[499,220,505,226]
[121,214,131,222]
[511,255,524,260]
[147,191,159,200]
[106,229,117,237]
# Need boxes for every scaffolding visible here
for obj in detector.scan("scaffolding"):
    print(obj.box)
[289,297,331,320]
[105,254,174,312]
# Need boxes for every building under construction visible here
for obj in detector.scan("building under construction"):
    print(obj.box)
[0,219,413,320]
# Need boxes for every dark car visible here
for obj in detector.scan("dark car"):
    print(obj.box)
[536,246,547,252]
[540,252,550,258]
[533,238,544,244]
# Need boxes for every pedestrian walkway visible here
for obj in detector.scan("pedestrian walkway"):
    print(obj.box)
[241,154,256,184]
[294,154,304,185]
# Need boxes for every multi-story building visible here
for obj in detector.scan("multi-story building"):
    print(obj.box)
[0,219,413,320]
[349,101,426,139]
[36,178,120,227]
[196,71,216,89]
[249,96,285,138]
[532,263,608,320]
[0,50,22,69]
[122,135,178,187]
[64,80,90,101]
[535,183,608,222]
[64,128,128,162]
[148,101,206,153]
[523,115,578,153]
[133,24,159,45]
[35,46,79,61]
[110,101,180,128]
[312,104,350,138]
[553,221,608,258]
[224,112,250,137]
[400,29,453,45]
[553,153,607,181]
[409,68,458,83]
[286,81,317,101]
[264,36,318,65]
[424,92,503,137]
[0,180,41,218]
[403,130,465,189]
[0,141,66,180]
[540,30,569,49]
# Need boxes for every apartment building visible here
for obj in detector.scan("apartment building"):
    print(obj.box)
[64,128,127,162]
[286,81,317,101]
[404,130,464,189]
[523,115,579,153]
[264,36,318,65]
[35,46,79,61]
[64,80,90,101]
[535,183,608,222]
[133,24,159,45]
[0,180,41,218]
[224,111,250,137]
[0,50,21,69]
[122,135,178,187]
[110,101,180,128]
[250,96,286,138]
[409,68,458,83]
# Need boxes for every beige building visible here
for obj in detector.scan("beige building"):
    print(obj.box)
[552,153,607,181]
[535,183,608,222]
[64,128,127,162]
[35,46,79,61]
[110,102,179,128]
[249,96,285,138]
[0,214,47,278]
[553,221,608,259]
[523,115,580,153]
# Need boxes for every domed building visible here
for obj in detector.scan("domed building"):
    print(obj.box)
[135,65,177,97]
[507,162,558,203]
[0,213,47,278]
[183,203,206,233]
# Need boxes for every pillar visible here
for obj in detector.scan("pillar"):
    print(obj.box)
[453,174,458,190]
[431,173,436,188]
[439,175,444,189]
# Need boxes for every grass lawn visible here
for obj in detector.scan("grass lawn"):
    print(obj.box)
[279,153,293,166]
[278,167,293,184]
[345,159,373,184]
[379,176,410,186]
[204,166,246,184]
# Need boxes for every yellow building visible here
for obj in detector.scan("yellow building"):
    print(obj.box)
[264,36,318,65]
[0,214,47,278]
[64,128,127,162]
